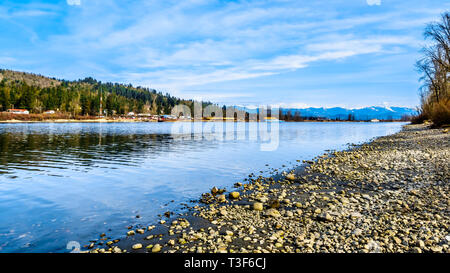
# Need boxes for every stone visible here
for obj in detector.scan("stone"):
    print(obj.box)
[412,247,422,253]
[317,212,333,222]
[285,174,296,181]
[253,202,264,211]
[418,240,425,248]
[266,208,281,218]
[445,235,450,242]
[430,244,442,252]
[268,200,280,209]
[350,212,362,219]
[136,229,145,234]
[217,195,226,202]
[152,244,162,253]
[229,192,240,199]
[132,243,142,250]
[352,228,362,236]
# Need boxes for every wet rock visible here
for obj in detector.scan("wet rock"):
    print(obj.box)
[136,229,145,234]
[229,192,240,199]
[132,243,142,250]
[286,174,296,181]
[152,244,162,253]
[217,195,226,203]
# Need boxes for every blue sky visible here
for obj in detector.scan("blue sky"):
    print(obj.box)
[0,0,449,108]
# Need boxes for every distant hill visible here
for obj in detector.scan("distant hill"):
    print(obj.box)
[240,106,417,121]
[0,69,61,88]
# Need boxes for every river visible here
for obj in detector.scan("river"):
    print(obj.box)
[0,121,406,252]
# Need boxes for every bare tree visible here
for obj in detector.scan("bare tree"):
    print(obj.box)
[417,12,450,105]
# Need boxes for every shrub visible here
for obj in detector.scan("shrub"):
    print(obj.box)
[430,99,450,127]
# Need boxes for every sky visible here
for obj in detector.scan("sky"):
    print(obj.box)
[0,0,449,108]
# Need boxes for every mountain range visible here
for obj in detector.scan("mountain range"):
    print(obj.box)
[240,106,417,121]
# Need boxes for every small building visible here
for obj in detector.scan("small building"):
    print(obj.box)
[263,117,280,122]
[137,113,152,117]
[127,112,135,116]
[370,119,380,122]
[7,109,29,115]
[43,110,55,115]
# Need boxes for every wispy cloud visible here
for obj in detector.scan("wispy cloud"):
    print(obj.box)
[67,0,81,6]
[367,0,382,6]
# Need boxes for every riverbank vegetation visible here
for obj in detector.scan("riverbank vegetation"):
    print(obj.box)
[414,12,450,127]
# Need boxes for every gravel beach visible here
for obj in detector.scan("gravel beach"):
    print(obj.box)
[86,124,449,253]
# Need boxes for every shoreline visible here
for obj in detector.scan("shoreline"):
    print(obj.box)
[0,118,155,123]
[82,124,449,253]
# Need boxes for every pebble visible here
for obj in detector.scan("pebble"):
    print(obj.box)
[253,202,264,211]
[266,208,281,218]
[132,244,142,250]
[152,244,162,253]
[230,192,240,199]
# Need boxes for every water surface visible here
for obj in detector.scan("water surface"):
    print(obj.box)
[0,122,405,252]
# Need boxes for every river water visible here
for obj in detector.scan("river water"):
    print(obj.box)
[0,121,405,252]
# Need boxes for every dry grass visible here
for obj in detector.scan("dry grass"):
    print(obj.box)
[413,98,450,127]
[0,69,61,88]
[429,99,450,127]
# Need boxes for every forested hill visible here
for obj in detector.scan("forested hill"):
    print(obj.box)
[0,69,204,116]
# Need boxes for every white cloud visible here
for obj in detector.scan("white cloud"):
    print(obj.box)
[0,56,16,66]
[67,0,81,6]
[366,0,381,6]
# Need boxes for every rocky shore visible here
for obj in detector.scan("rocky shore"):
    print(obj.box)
[85,124,449,253]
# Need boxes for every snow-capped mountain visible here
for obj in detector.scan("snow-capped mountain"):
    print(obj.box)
[238,106,417,120]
